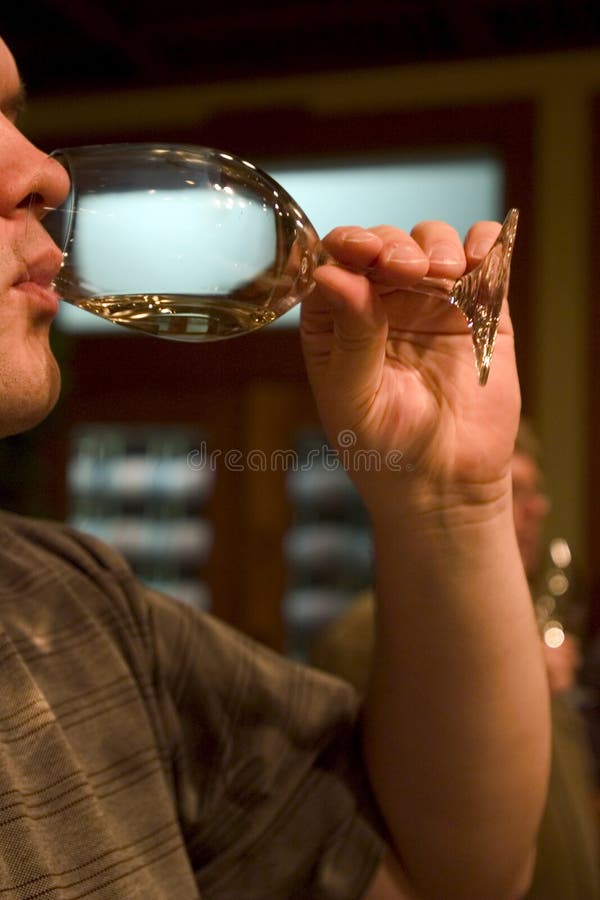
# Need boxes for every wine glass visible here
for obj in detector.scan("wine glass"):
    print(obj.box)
[39,143,518,386]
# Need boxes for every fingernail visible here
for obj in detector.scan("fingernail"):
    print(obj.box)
[385,243,425,264]
[428,241,463,265]
[343,229,379,243]
[469,239,492,261]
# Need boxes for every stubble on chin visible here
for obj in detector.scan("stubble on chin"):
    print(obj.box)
[0,348,62,439]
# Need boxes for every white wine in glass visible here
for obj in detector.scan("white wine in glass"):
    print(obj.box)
[41,144,518,385]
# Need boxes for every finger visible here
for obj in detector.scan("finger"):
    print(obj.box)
[301,264,389,435]
[463,220,502,267]
[321,225,429,287]
[303,264,387,393]
[410,220,466,279]
[320,226,383,268]
[310,263,386,335]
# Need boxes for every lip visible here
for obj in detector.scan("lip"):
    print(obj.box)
[15,248,63,288]
[12,280,61,317]
[11,247,64,317]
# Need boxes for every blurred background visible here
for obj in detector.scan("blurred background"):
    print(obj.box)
[2,0,600,656]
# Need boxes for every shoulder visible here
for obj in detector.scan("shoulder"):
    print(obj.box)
[0,510,363,740]
[0,509,164,657]
[0,508,132,580]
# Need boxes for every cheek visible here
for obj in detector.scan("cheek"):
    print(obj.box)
[0,229,19,283]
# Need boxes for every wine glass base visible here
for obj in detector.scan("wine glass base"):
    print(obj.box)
[450,209,519,386]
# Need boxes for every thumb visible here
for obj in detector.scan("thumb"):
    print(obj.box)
[301,263,388,416]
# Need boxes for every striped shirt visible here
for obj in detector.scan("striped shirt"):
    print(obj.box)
[0,510,383,898]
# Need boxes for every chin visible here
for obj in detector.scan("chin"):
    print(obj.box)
[0,352,62,438]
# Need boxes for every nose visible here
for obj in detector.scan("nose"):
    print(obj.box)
[0,126,71,219]
[18,155,71,221]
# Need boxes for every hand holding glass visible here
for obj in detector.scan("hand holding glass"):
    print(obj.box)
[40,144,518,385]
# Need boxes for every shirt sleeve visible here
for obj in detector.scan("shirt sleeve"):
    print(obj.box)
[145,590,387,899]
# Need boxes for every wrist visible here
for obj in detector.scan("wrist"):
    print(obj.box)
[364,469,514,537]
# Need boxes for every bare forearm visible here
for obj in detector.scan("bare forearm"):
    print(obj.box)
[361,489,550,899]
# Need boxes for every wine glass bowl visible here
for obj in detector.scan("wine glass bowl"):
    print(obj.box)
[40,143,518,384]
[42,144,320,340]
